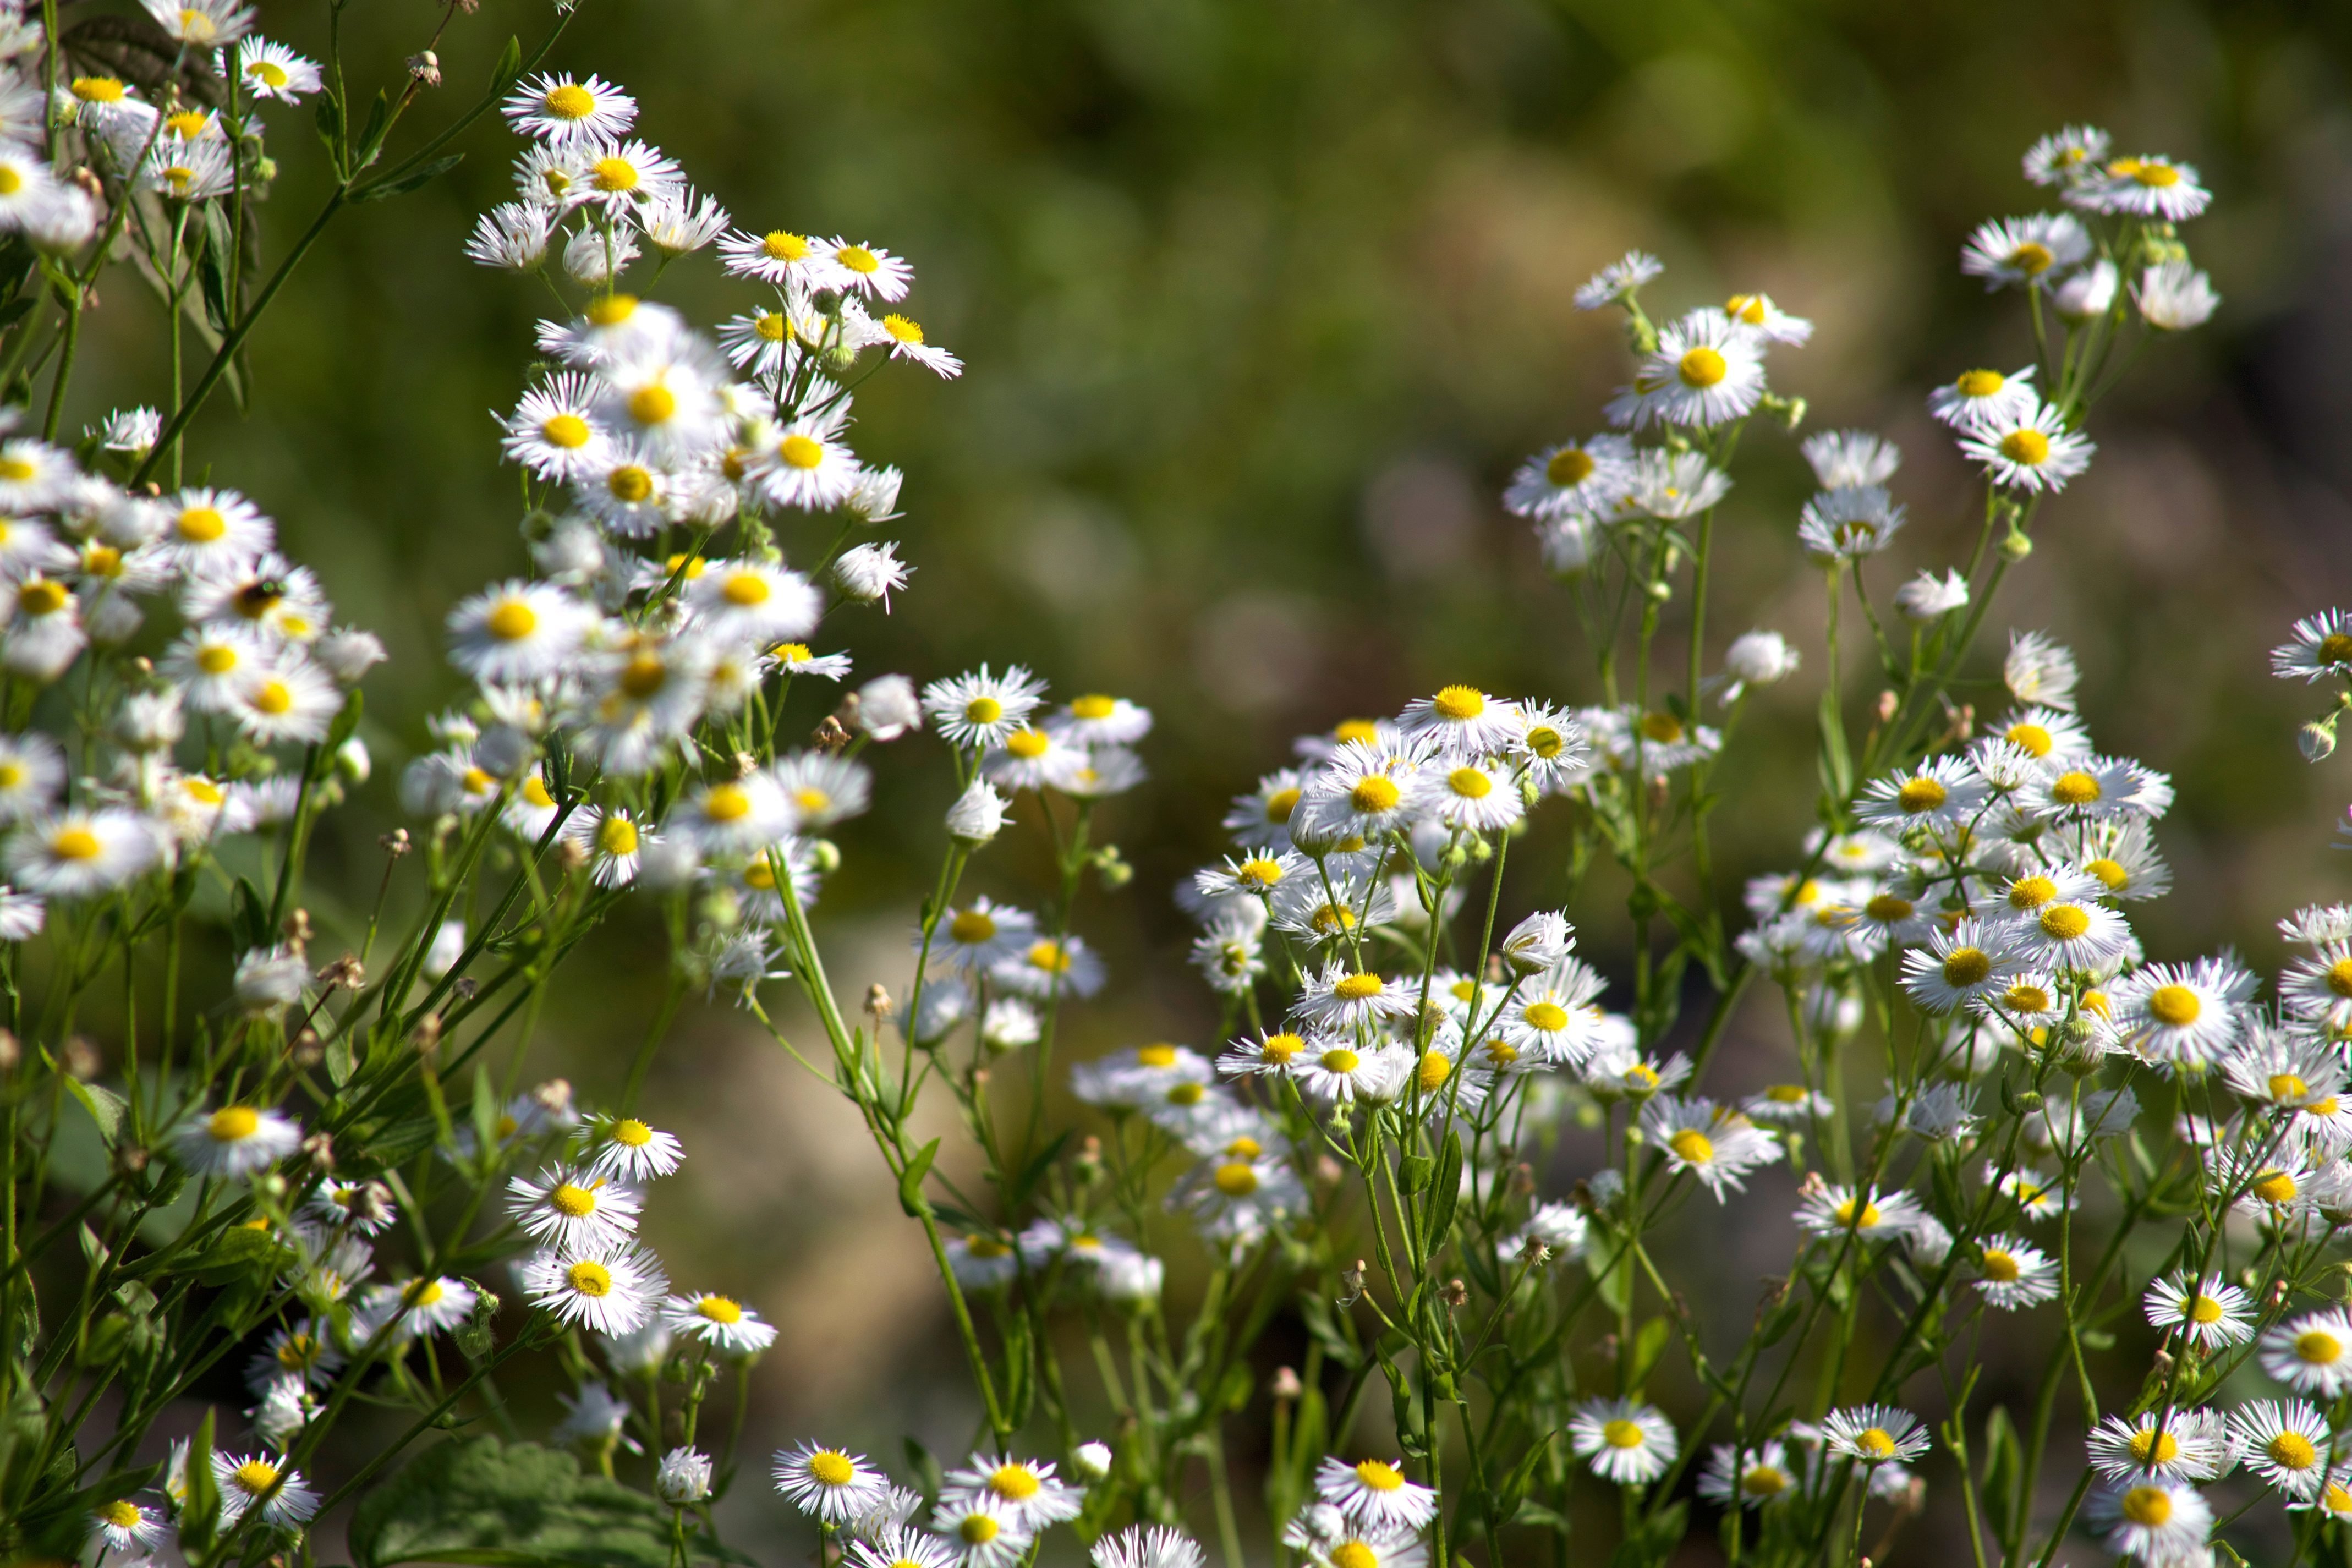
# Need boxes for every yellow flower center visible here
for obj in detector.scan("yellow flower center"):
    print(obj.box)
[586,295,638,327]
[763,231,809,261]
[597,817,640,856]
[1742,1466,1788,1497]
[1942,948,1992,987]
[883,314,925,344]
[1027,941,1072,973]
[807,1450,856,1487]
[697,1295,743,1324]
[989,1464,1041,1500]
[1334,719,1379,744]
[1448,766,1492,799]
[1523,1001,1569,1032]
[2050,770,2101,805]
[2084,858,2127,890]
[1765,1084,1807,1103]
[100,1500,142,1527]
[549,1183,597,1217]
[566,1260,612,1297]
[965,1233,1009,1258]
[15,580,63,616]
[1854,1428,1896,1460]
[232,1459,279,1495]
[51,826,100,861]
[2133,162,2181,188]
[2000,429,2052,466]
[1432,685,1485,721]
[1417,1051,1451,1093]
[1350,775,1400,813]
[2038,906,2091,941]
[1333,973,1384,1001]
[485,599,538,642]
[2005,721,2053,756]
[607,465,654,503]
[2328,957,2352,998]
[1678,346,1728,388]
[1669,1128,1714,1164]
[836,245,880,275]
[72,76,126,103]
[1981,1249,2021,1282]
[2188,1294,2223,1324]
[2121,1487,2172,1526]
[166,109,209,139]
[2272,1432,2320,1470]
[2320,633,2352,664]
[1640,712,1684,743]
[1320,1049,1361,1074]
[1215,1161,1259,1197]
[1896,777,1948,813]
[1355,1460,1406,1491]
[1070,694,1117,720]
[2003,984,2051,1013]
[209,1106,260,1141]
[1955,369,2005,398]
[1260,1033,1301,1065]
[2008,242,2054,275]
[544,83,596,119]
[1166,1082,1204,1106]
[1331,1546,1379,1568]
[702,783,751,823]
[590,156,640,193]
[1834,1198,1882,1229]
[1602,1419,1646,1449]
[197,643,238,674]
[1527,725,1565,758]
[628,385,677,426]
[1005,729,1051,759]
[2147,985,2200,1027]
[1547,448,1594,485]
[949,911,997,945]
[1237,857,1285,888]
[1865,894,1914,922]
[2256,1171,2302,1205]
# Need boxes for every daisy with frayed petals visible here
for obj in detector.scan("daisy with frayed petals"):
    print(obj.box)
[1567,1398,1678,1485]
[1313,1456,1438,1530]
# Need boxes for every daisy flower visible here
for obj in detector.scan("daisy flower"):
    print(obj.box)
[224,651,342,745]
[981,726,1087,795]
[1396,684,1520,758]
[1427,759,1521,832]
[1291,963,1415,1033]
[2009,894,2131,971]
[231,39,322,102]
[1574,248,1663,309]
[1855,754,1990,834]
[211,1451,317,1527]
[502,373,611,479]
[1313,1456,1438,1530]
[161,485,272,570]
[2271,609,2352,683]
[2281,945,2352,1030]
[1718,291,1812,343]
[519,1241,666,1336]
[774,750,871,831]
[940,1454,1084,1533]
[507,1165,641,1251]
[2144,1275,2256,1352]
[1216,1028,1311,1078]
[358,1275,479,1342]
[1291,1042,1412,1105]
[662,1292,777,1356]
[1505,434,1634,519]
[1050,693,1154,747]
[931,1499,1032,1568]
[2136,261,2219,331]
[1643,1096,1779,1199]
[2230,1401,2331,1499]
[2022,756,2169,822]
[0,731,62,820]
[2074,155,2212,221]
[465,201,554,270]
[1821,1405,1930,1466]
[1960,213,2092,290]
[1295,741,1422,843]
[1697,1441,1795,1510]
[1567,1399,1678,1485]
[2086,1410,2230,1482]
[990,935,1108,1000]
[1995,1167,2066,1220]
[169,1103,299,1177]
[447,580,595,685]
[1973,1235,2059,1309]
[1743,1083,1834,1125]
[1796,484,1906,561]
[2260,1311,2352,1396]
[1900,922,2025,1014]
[1959,398,2096,493]
[2113,958,2256,1067]
[718,227,825,283]
[774,1442,895,1524]
[2086,1479,2211,1567]
[1928,364,2040,430]
[946,1231,1021,1289]
[1795,1183,1921,1244]
[816,237,913,300]
[90,1497,166,1551]
[766,641,852,682]
[2025,124,2112,186]
[874,312,961,376]
[1802,428,1902,490]
[144,0,251,45]
[1619,310,1764,430]
[924,665,1048,749]
[2005,631,2080,711]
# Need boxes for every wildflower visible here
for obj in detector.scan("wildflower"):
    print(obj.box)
[171,1104,301,1177]
[654,1447,712,1506]
[1973,1234,2060,1309]
[1618,310,1766,430]
[1292,962,1415,1032]
[1960,213,2091,289]
[90,1497,166,1551]
[990,934,1107,1000]
[447,580,596,684]
[2222,1400,2327,1498]
[508,1166,642,1251]
[2025,124,2112,186]
[941,1454,1085,1533]
[1574,249,1663,310]
[662,1292,777,1356]
[1697,1441,1795,1509]
[931,1499,1033,1568]
[1091,1526,1205,1568]
[1643,1096,1779,1199]
[1723,629,1800,694]
[211,1451,319,1528]
[1797,484,1906,560]
[2260,1311,2352,1395]
[1959,398,2096,493]
[2073,154,2212,221]
[1855,755,1989,834]
[357,1275,479,1342]
[1794,1183,1921,1243]
[232,39,322,102]
[1505,434,1634,518]
[2086,1478,2211,1567]
[1291,1042,1412,1105]
[818,237,914,300]
[925,665,1048,750]
[775,1441,895,1524]
[519,1241,666,1336]
[1567,1399,1678,1485]
[1313,1456,1438,1529]
[1820,1405,1931,1465]
[1928,364,2038,429]
[1895,568,1970,620]
[2136,261,2220,330]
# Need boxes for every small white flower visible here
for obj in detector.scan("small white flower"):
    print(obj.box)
[1567,1399,1678,1485]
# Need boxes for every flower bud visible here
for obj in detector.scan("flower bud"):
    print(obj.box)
[1724,629,1799,687]
[946,779,1006,845]
[1073,1440,1114,1481]
[656,1448,712,1506]
[2302,717,2340,763]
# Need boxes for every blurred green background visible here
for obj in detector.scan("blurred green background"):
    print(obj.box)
[65,0,2352,1553]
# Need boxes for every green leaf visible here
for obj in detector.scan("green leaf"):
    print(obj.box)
[1423,1130,1462,1250]
[327,1030,356,1087]
[351,1437,745,1568]
[1513,1499,1571,1535]
[1982,1404,2021,1542]
[1627,1315,1672,1394]
[1216,1361,1253,1413]
[182,1406,221,1549]
[489,35,523,94]
[355,152,465,204]
[1493,1432,1554,1523]
[1007,1129,1068,1211]
[354,89,393,168]
[901,1435,943,1503]
[1816,685,1852,802]
[896,1138,939,1218]
[1587,1237,1631,1317]
[231,875,269,951]
[184,1222,287,1287]
[1298,1292,1361,1372]
[1398,1153,1434,1193]
[62,1077,125,1144]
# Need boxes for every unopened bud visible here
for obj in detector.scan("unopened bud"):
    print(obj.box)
[532,1078,572,1115]
[301,1132,335,1171]
[407,50,441,86]
[113,1143,149,1175]
[0,1029,17,1072]
[1998,528,2034,562]
[63,1035,98,1081]
[2301,717,2339,763]
[291,1029,324,1069]
[381,829,412,857]
[1441,1278,1469,1308]
[555,837,589,874]
[1270,1366,1303,1401]
[1876,690,1898,724]
[863,983,893,1020]
[413,1013,443,1057]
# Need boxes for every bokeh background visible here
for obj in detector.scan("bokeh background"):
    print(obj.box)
[67,0,2352,1557]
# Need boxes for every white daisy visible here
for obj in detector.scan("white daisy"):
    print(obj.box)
[2261,1311,2352,1395]
[2232,1400,2331,1499]
[230,39,322,102]
[1618,309,1765,430]
[2086,1479,2211,1567]
[9,809,162,897]
[1567,1400,1679,1485]
[211,1451,317,1528]
[925,665,1049,749]
[1959,397,2096,493]
[1820,1405,1931,1465]
[1960,214,2091,290]
[2143,1274,2255,1350]
[774,1441,894,1525]
[507,1165,642,1251]
[1313,1456,1438,1529]
[661,1292,777,1356]
[816,237,913,300]
[168,1103,303,1177]
[519,1241,666,1336]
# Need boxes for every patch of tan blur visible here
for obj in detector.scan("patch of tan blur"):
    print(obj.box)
[638,912,978,1428]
